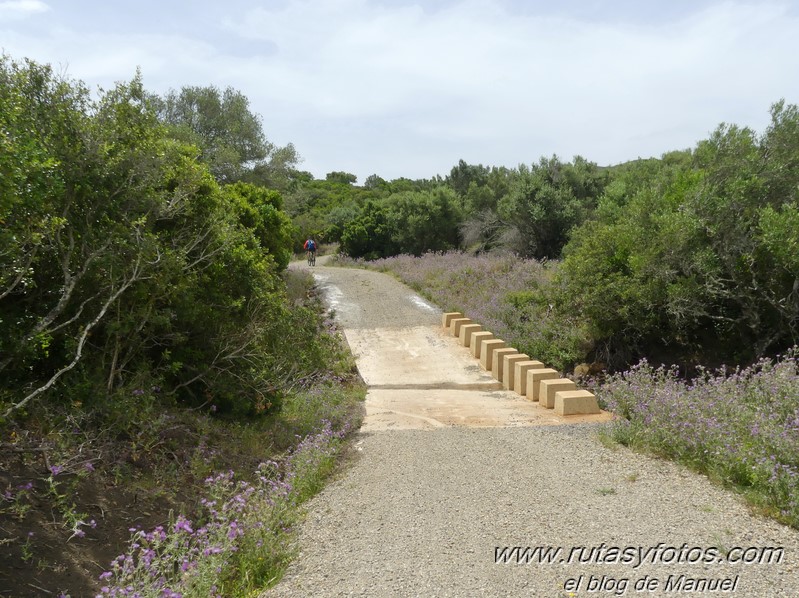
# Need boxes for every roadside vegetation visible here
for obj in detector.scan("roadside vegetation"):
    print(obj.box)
[598,354,799,527]
[1,54,363,597]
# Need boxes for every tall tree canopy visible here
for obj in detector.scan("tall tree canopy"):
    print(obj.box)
[152,85,299,189]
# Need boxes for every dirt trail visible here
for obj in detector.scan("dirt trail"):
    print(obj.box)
[264,261,799,597]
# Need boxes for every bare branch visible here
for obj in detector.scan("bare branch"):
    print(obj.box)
[4,259,143,418]
[28,240,108,341]
[0,245,38,300]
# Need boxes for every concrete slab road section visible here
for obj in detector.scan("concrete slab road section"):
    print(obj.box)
[304,262,611,430]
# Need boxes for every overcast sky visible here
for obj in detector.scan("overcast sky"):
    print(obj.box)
[2,0,798,182]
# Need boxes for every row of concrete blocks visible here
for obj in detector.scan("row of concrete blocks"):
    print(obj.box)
[441,312,601,416]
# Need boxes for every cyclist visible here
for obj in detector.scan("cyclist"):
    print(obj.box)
[304,237,317,266]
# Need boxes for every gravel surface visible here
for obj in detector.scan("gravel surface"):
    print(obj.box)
[268,262,799,597]
[308,263,441,329]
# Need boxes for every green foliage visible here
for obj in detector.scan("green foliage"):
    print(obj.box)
[283,175,382,246]
[445,161,517,252]
[498,288,593,370]
[759,202,799,275]
[284,171,446,250]
[339,200,395,259]
[152,85,299,188]
[559,101,799,367]
[363,173,388,190]
[385,187,462,256]
[223,182,296,270]
[325,171,357,185]
[447,159,490,196]
[339,187,463,259]
[498,155,607,259]
[0,56,320,422]
[324,202,362,243]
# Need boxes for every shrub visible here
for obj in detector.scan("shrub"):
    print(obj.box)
[559,102,799,368]
[597,351,799,526]
[98,421,350,597]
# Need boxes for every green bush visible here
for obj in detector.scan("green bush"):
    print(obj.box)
[224,182,296,271]
[558,102,799,367]
[497,155,607,259]
[0,56,324,422]
[339,187,462,259]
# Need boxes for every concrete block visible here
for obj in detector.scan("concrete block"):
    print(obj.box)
[539,378,577,409]
[491,348,518,380]
[458,323,482,347]
[526,368,560,402]
[442,312,463,328]
[515,360,545,396]
[450,317,471,337]
[554,390,601,416]
[479,339,506,371]
[470,331,494,358]
[502,354,529,390]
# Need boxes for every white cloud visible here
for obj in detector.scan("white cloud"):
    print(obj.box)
[215,0,798,177]
[0,0,49,20]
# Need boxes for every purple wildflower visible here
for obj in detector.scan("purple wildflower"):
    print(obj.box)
[173,516,193,534]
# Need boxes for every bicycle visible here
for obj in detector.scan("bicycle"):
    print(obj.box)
[307,250,316,266]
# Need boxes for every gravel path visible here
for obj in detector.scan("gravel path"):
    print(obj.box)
[308,263,441,329]
[267,262,799,597]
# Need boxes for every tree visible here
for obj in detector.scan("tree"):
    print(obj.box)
[447,159,489,196]
[241,142,301,191]
[325,202,362,243]
[0,57,303,419]
[386,187,462,256]
[685,102,799,354]
[338,187,463,258]
[339,201,395,259]
[558,102,799,367]
[326,171,357,185]
[498,156,605,259]
[153,85,299,187]
[223,182,296,270]
[363,174,388,190]
[0,60,179,413]
[457,165,518,252]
